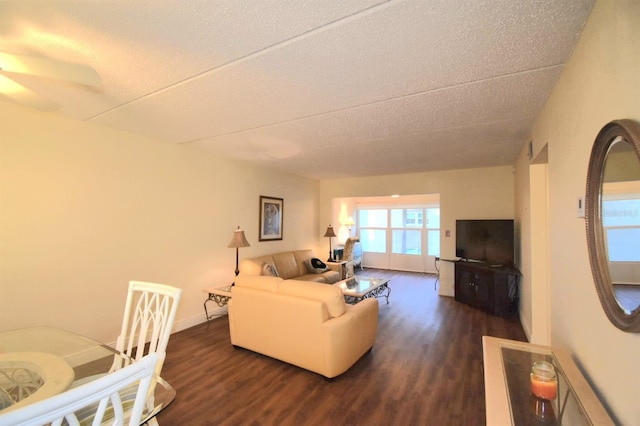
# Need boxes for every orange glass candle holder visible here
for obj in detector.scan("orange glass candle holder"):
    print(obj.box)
[530,361,557,400]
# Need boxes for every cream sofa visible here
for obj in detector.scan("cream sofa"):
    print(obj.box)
[239,249,340,284]
[228,274,378,378]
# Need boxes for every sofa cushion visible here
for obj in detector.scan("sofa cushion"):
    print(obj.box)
[235,275,282,292]
[296,274,330,283]
[240,255,276,276]
[293,250,315,276]
[240,250,338,284]
[279,280,346,318]
[272,252,300,279]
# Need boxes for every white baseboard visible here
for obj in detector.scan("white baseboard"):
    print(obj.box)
[102,307,228,349]
[173,306,228,333]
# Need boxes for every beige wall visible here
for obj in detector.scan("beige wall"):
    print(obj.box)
[516,1,640,423]
[319,166,515,296]
[0,101,320,343]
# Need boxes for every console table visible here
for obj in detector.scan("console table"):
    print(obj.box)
[482,336,613,425]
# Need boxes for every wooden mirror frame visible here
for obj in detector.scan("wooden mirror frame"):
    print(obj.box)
[585,119,640,332]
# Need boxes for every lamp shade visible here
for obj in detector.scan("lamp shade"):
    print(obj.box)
[323,225,337,238]
[228,226,250,248]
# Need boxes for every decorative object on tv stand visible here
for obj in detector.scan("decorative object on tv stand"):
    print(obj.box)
[228,226,250,280]
[323,225,337,262]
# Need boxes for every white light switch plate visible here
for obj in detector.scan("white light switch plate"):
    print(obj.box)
[577,196,585,218]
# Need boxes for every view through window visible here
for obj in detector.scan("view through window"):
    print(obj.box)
[358,206,440,257]
[603,198,640,262]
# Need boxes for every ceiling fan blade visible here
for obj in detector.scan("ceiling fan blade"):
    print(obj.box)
[0,52,101,88]
[0,74,59,111]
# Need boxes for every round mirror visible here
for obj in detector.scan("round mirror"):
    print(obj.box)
[585,119,640,332]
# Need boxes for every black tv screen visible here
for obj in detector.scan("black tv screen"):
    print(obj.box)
[456,219,514,266]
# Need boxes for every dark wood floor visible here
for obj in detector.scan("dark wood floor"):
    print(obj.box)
[157,269,526,425]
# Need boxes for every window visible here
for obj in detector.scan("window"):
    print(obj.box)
[360,209,387,227]
[603,198,640,262]
[392,209,423,255]
[362,229,387,253]
[391,209,423,227]
[359,209,387,253]
[392,229,421,254]
[426,208,440,257]
[358,206,440,257]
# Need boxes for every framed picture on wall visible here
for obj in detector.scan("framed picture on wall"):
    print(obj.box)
[259,196,283,241]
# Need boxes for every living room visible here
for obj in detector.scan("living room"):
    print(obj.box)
[1,1,638,424]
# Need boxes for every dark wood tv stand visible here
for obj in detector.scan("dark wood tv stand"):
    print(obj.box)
[454,261,519,317]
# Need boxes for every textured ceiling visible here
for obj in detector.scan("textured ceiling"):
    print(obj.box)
[0,0,594,180]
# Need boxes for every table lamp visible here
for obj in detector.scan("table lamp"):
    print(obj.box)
[228,226,250,280]
[345,217,355,233]
[324,225,337,262]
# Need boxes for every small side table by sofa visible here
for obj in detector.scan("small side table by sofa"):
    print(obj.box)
[326,260,347,279]
[203,284,232,320]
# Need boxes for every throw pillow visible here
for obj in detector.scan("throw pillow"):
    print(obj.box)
[311,258,327,269]
[261,262,279,277]
[305,258,330,274]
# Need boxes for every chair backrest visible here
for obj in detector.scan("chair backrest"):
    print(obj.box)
[0,353,158,426]
[343,238,359,261]
[116,281,182,376]
[343,238,360,277]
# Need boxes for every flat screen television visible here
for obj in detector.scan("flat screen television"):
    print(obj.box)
[456,219,515,266]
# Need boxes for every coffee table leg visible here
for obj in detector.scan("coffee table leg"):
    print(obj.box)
[364,282,392,304]
[344,295,359,305]
[384,283,391,304]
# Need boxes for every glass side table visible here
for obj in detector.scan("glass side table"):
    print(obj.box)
[482,336,614,425]
[203,284,233,320]
[326,261,347,279]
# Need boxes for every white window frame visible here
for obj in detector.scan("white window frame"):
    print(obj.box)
[357,203,440,273]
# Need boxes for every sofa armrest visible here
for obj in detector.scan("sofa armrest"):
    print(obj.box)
[321,298,378,377]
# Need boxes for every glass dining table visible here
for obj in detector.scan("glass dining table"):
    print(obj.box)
[0,326,175,424]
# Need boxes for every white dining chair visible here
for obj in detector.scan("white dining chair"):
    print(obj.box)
[115,281,182,378]
[114,281,181,426]
[0,353,158,426]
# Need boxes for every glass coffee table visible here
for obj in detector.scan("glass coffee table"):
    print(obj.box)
[335,276,391,304]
